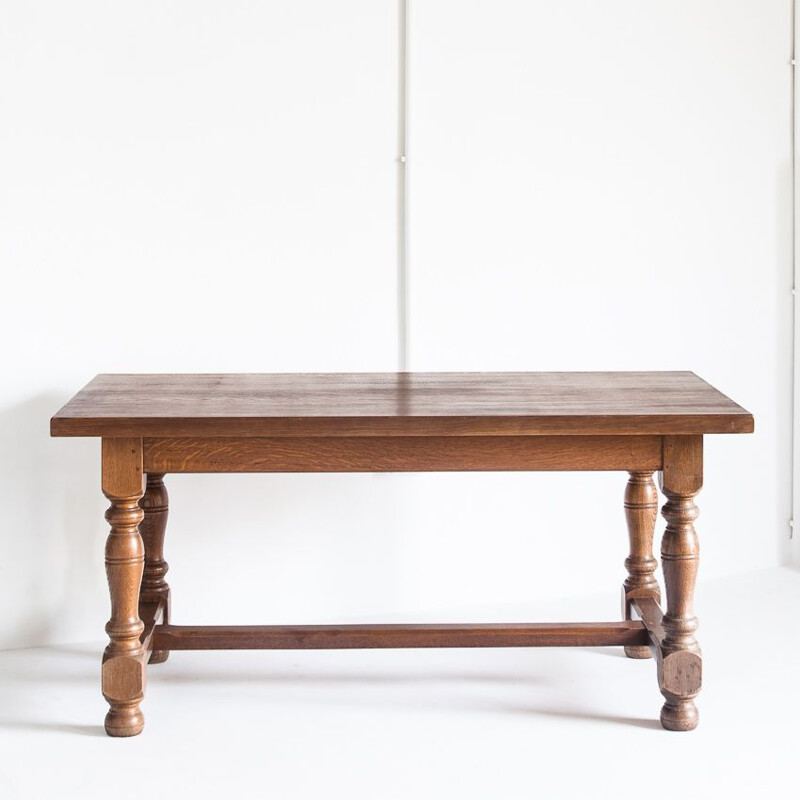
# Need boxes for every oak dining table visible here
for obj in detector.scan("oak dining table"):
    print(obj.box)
[50,371,753,736]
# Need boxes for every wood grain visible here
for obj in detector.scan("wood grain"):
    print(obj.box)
[622,471,660,659]
[139,598,167,657]
[631,596,702,730]
[101,437,144,498]
[658,435,703,731]
[51,372,754,438]
[142,435,663,473]
[139,474,170,664]
[152,621,650,650]
[52,373,750,735]
[101,438,146,737]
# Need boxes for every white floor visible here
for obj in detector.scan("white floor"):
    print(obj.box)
[0,568,797,800]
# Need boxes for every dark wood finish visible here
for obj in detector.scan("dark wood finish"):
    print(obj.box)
[142,435,662,473]
[153,621,650,650]
[630,596,702,730]
[139,474,170,664]
[658,435,703,731]
[51,372,754,438]
[622,471,661,659]
[50,372,753,736]
[630,595,665,653]
[101,437,147,738]
[139,598,168,657]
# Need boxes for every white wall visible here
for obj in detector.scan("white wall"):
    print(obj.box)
[405,0,794,601]
[0,1,792,650]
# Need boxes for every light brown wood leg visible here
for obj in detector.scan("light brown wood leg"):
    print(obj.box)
[102,438,147,737]
[658,436,703,731]
[622,471,660,659]
[140,473,170,664]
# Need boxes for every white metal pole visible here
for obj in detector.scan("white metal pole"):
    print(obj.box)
[397,0,409,371]
[792,0,798,559]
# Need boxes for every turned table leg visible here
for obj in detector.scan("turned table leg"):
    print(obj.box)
[140,473,171,664]
[658,436,703,731]
[622,471,660,659]
[101,438,147,737]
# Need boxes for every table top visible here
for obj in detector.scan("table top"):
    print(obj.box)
[50,372,753,438]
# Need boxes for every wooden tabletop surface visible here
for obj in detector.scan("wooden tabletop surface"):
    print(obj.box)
[50,372,753,438]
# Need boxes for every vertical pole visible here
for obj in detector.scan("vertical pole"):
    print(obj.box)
[792,0,799,563]
[397,0,409,371]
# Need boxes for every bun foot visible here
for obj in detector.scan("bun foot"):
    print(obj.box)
[105,705,145,737]
[660,700,698,731]
[624,644,652,659]
[148,649,169,664]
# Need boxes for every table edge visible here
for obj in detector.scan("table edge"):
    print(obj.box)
[50,412,755,438]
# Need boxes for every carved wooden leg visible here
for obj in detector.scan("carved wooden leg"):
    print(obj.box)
[658,436,703,731]
[622,471,660,658]
[140,473,171,664]
[102,438,147,737]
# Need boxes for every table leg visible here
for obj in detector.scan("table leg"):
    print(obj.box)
[140,473,171,663]
[622,471,660,659]
[101,438,147,737]
[658,436,703,731]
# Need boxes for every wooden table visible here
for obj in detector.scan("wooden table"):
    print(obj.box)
[51,372,753,736]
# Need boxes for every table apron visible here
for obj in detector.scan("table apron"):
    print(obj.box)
[141,435,664,473]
